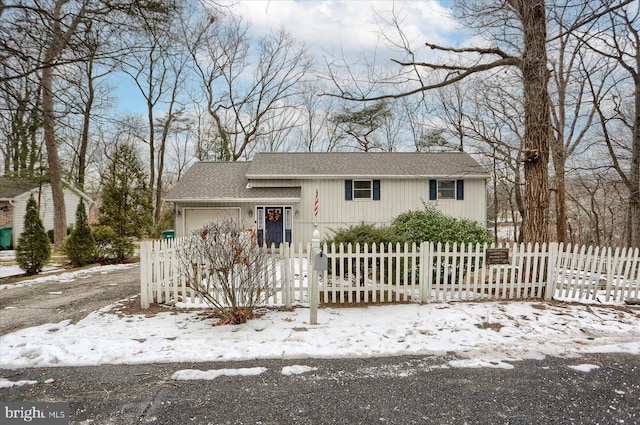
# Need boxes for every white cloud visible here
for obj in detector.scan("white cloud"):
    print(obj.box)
[230,1,461,63]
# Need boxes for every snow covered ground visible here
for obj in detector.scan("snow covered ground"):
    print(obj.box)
[1,279,639,371]
[0,249,68,279]
[1,259,639,379]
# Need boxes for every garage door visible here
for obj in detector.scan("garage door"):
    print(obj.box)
[184,208,241,234]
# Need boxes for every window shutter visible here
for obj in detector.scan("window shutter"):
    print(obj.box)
[373,180,380,200]
[429,180,437,200]
[456,180,464,200]
[345,180,353,201]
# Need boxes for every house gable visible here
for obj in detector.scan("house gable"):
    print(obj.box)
[0,177,93,248]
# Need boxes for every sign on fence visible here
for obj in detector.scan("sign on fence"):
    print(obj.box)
[485,248,510,265]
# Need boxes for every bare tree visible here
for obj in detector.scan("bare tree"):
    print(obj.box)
[295,81,345,152]
[119,3,190,224]
[176,219,274,325]
[0,43,43,176]
[55,22,116,191]
[565,165,628,247]
[328,1,549,243]
[580,3,640,248]
[546,4,601,244]
[186,14,313,161]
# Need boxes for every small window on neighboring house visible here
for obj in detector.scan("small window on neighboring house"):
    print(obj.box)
[438,180,455,199]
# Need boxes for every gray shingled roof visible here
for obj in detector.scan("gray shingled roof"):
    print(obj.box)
[0,177,93,202]
[165,162,301,201]
[0,177,41,199]
[165,153,489,201]
[246,152,489,178]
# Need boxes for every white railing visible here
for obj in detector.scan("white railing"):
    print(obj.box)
[140,239,640,308]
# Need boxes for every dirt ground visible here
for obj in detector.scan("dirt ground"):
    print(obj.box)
[0,264,141,335]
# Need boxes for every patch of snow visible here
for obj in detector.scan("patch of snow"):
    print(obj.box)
[448,359,515,369]
[281,365,318,376]
[0,377,38,388]
[0,263,137,290]
[171,367,267,380]
[568,364,601,373]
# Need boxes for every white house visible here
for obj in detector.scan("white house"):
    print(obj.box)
[165,152,490,246]
[0,177,93,249]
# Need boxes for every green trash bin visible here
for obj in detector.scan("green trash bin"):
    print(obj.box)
[162,229,175,240]
[0,227,12,250]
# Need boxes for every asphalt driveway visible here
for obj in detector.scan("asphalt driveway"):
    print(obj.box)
[0,264,140,335]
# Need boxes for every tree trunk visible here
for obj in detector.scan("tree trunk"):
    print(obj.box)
[552,154,567,244]
[518,0,551,245]
[78,60,94,191]
[513,165,525,244]
[631,69,640,248]
[40,0,76,250]
[41,65,67,250]
[147,99,155,217]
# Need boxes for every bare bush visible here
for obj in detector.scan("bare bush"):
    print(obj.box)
[176,219,273,324]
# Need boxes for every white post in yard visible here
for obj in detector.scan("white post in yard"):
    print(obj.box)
[140,240,149,309]
[310,229,320,325]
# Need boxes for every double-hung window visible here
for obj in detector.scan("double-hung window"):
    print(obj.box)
[437,180,456,199]
[429,179,464,201]
[353,180,372,199]
[345,180,381,201]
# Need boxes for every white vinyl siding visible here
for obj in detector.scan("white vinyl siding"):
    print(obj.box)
[11,186,88,247]
[292,178,486,245]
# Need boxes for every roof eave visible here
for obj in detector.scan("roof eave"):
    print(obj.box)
[166,197,301,203]
[246,173,491,179]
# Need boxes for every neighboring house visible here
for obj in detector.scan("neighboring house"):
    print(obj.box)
[0,177,93,249]
[165,152,490,246]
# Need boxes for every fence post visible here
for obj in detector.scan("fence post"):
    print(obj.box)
[282,243,291,309]
[140,241,149,309]
[544,242,558,300]
[310,229,320,325]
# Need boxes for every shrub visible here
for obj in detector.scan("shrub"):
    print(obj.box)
[176,219,272,325]
[16,194,51,274]
[322,223,402,285]
[92,225,134,264]
[47,227,72,244]
[98,142,153,238]
[391,204,493,282]
[323,222,400,248]
[391,204,492,246]
[63,200,96,266]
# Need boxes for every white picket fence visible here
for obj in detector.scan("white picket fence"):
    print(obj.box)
[140,239,640,309]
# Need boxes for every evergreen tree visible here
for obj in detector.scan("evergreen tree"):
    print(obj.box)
[98,143,153,238]
[16,194,51,274]
[63,200,96,266]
